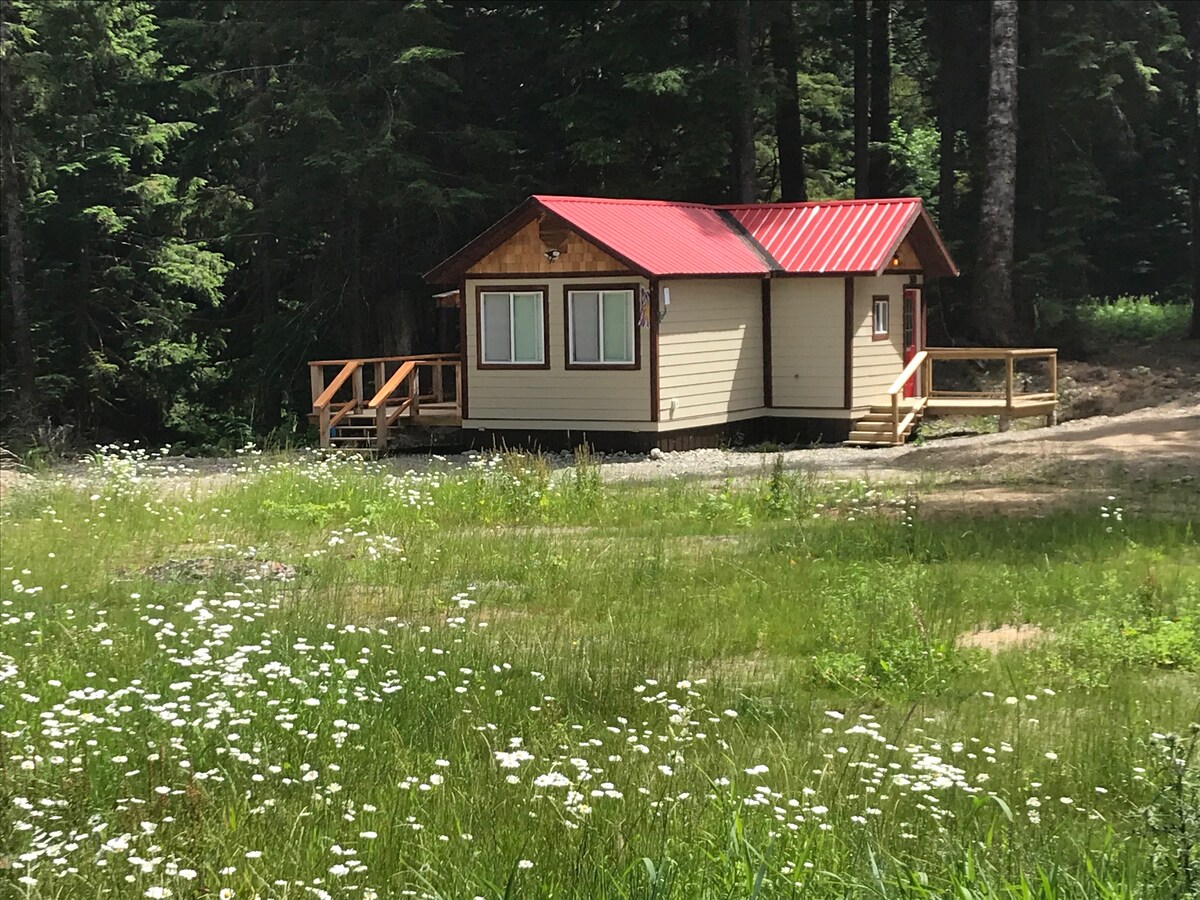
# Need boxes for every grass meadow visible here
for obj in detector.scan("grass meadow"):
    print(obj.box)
[1,448,1197,899]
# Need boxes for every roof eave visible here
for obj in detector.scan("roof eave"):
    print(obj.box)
[866,205,959,278]
[425,196,658,283]
[424,198,543,284]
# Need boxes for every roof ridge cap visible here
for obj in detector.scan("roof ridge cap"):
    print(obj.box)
[719,197,923,210]
[533,194,715,209]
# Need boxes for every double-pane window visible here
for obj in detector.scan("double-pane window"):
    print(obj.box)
[568,290,634,365]
[481,291,544,364]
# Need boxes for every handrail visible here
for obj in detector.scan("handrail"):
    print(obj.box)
[327,400,357,429]
[308,353,460,367]
[924,347,1057,360]
[313,360,360,410]
[368,360,416,409]
[887,351,929,444]
[887,350,928,397]
[308,353,463,451]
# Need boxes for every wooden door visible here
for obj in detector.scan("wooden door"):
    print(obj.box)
[902,287,922,398]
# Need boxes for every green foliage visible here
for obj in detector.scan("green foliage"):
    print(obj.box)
[1139,727,1200,896]
[1073,296,1192,344]
[1,0,1196,446]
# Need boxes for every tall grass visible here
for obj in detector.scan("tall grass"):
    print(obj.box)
[1,448,1197,898]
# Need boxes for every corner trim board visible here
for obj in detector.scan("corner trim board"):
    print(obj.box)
[649,279,660,422]
[844,277,854,409]
[458,278,469,419]
[761,278,773,408]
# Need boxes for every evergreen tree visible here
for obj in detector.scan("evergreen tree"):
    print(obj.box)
[975,0,1020,344]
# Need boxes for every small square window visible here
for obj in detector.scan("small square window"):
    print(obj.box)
[872,297,890,339]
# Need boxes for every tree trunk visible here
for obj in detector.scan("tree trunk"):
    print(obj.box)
[1186,5,1200,340]
[0,10,38,420]
[934,2,957,227]
[868,0,890,197]
[974,0,1020,345]
[731,0,756,203]
[250,62,283,431]
[771,2,806,202]
[853,0,870,198]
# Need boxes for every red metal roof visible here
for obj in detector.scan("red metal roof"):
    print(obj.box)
[533,195,770,277]
[723,198,923,274]
[425,195,957,282]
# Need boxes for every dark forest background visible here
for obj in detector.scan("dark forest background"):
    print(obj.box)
[2,0,1198,447]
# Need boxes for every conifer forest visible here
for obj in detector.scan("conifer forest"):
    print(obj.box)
[1,0,1198,446]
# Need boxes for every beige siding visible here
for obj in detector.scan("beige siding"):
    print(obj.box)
[658,279,764,424]
[464,276,651,424]
[770,278,845,408]
[852,275,910,407]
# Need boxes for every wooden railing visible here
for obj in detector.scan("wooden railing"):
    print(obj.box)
[309,354,462,449]
[886,351,930,444]
[885,347,1058,443]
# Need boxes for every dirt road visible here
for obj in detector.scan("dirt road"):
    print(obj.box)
[2,402,1196,498]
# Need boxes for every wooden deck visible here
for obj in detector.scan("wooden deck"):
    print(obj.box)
[309,355,462,451]
[847,347,1058,447]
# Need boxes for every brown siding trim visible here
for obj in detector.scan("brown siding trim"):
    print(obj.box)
[458,278,469,419]
[843,277,854,409]
[467,269,637,279]
[561,283,642,371]
[649,279,660,422]
[474,285,551,371]
[776,270,876,278]
[761,278,773,408]
[871,296,891,341]
[651,271,770,280]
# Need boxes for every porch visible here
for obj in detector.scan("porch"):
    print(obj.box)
[847,347,1059,446]
[309,354,463,451]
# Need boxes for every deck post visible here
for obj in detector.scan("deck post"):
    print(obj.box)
[352,364,364,411]
[1004,355,1015,414]
[891,392,900,444]
[319,405,331,449]
[409,370,420,418]
[432,363,444,403]
[375,404,388,451]
[454,362,462,409]
[310,364,325,407]
[374,361,386,402]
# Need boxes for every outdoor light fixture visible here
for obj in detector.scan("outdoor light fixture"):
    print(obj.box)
[889,253,902,268]
[544,248,561,262]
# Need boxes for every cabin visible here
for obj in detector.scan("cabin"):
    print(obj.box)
[309,195,1058,452]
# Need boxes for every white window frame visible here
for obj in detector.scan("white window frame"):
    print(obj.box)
[872,297,890,340]
[566,288,636,366]
[479,290,546,366]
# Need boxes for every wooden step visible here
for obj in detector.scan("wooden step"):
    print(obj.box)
[846,432,905,445]
[844,402,924,447]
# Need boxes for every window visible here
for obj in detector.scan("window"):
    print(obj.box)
[479,289,546,366]
[567,288,636,366]
[872,297,890,340]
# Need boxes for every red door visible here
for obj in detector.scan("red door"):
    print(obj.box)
[902,287,921,398]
